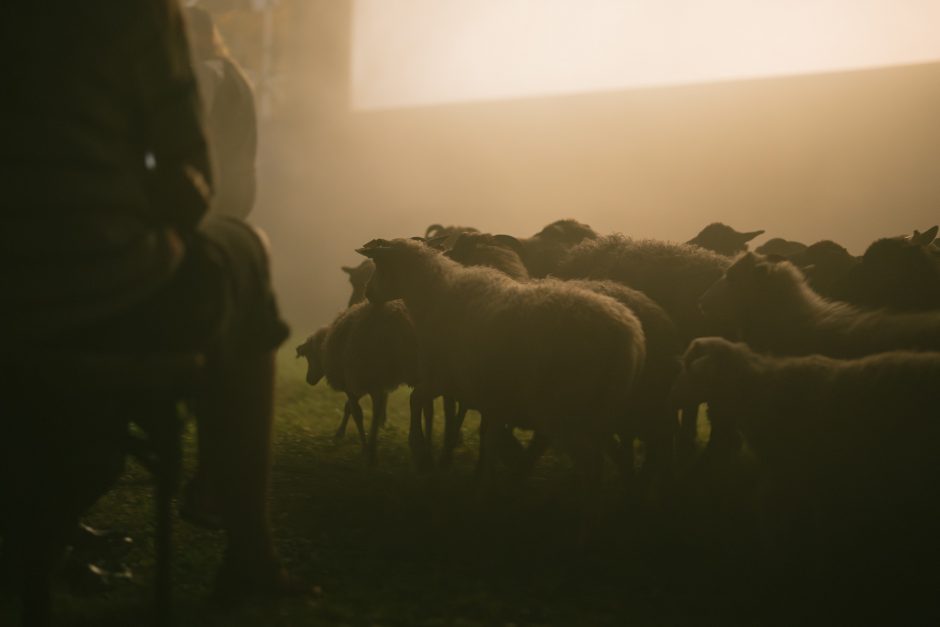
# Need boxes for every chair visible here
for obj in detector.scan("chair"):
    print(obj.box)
[2,351,205,627]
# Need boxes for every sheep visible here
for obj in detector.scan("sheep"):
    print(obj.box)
[518,218,599,278]
[551,234,734,453]
[341,259,375,307]
[356,238,646,513]
[295,300,419,465]
[831,226,940,311]
[754,237,807,259]
[789,240,858,298]
[445,232,682,486]
[686,223,765,257]
[672,336,940,570]
[444,232,530,281]
[423,224,479,250]
[699,252,940,358]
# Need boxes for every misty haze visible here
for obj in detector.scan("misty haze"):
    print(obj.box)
[2,1,940,626]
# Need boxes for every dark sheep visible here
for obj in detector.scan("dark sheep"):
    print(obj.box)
[357,238,646,511]
[552,234,735,454]
[444,232,529,281]
[295,300,419,465]
[754,237,808,259]
[341,259,375,307]
[700,252,940,357]
[832,226,940,311]
[790,240,859,298]
[445,232,682,485]
[553,234,732,343]
[672,336,940,566]
[423,224,480,250]
[686,223,764,257]
[518,218,599,278]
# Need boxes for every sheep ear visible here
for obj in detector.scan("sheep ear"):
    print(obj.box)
[357,239,393,259]
[739,229,765,242]
[912,226,938,246]
[341,266,355,274]
[493,234,525,256]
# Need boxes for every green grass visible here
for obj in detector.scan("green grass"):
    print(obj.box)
[1,345,763,626]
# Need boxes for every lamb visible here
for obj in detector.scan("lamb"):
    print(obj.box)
[754,237,807,259]
[356,238,646,503]
[518,218,599,278]
[699,252,940,357]
[341,259,375,307]
[686,223,764,257]
[445,232,681,483]
[832,226,940,311]
[672,336,940,566]
[295,300,419,465]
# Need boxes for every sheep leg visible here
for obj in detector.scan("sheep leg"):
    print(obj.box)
[607,432,637,500]
[348,398,367,451]
[522,431,551,474]
[636,406,678,503]
[572,434,605,547]
[423,396,434,462]
[366,391,387,467]
[408,388,432,472]
[475,412,500,488]
[333,398,352,442]
[440,395,459,468]
[349,398,367,447]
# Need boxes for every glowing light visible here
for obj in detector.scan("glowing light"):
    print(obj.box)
[352,0,940,109]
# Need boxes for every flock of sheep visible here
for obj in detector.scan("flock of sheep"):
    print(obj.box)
[296,218,940,560]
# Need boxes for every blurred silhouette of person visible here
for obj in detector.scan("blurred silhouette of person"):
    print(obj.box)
[0,1,308,600]
[186,6,258,219]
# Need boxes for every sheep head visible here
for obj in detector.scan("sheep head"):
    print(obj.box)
[296,329,327,386]
[911,225,938,247]
[838,233,940,310]
[444,232,529,280]
[671,337,758,431]
[357,238,441,305]
[700,252,804,326]
[522,219,598,278]
[342,259,375,307]
[687,223,765,257]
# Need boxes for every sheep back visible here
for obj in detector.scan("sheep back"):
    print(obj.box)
[322,300,418,397]
[555,234,731,342]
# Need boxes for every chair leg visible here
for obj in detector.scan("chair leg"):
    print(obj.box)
[18,513,71,627]
[152,406,183,627]
[21,564,52,627]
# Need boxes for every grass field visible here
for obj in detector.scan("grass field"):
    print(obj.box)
[1,344,770,627]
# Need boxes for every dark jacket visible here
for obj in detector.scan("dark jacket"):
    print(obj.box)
[0,1,211,340]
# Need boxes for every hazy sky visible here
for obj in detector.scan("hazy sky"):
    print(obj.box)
[353,0,940,109]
